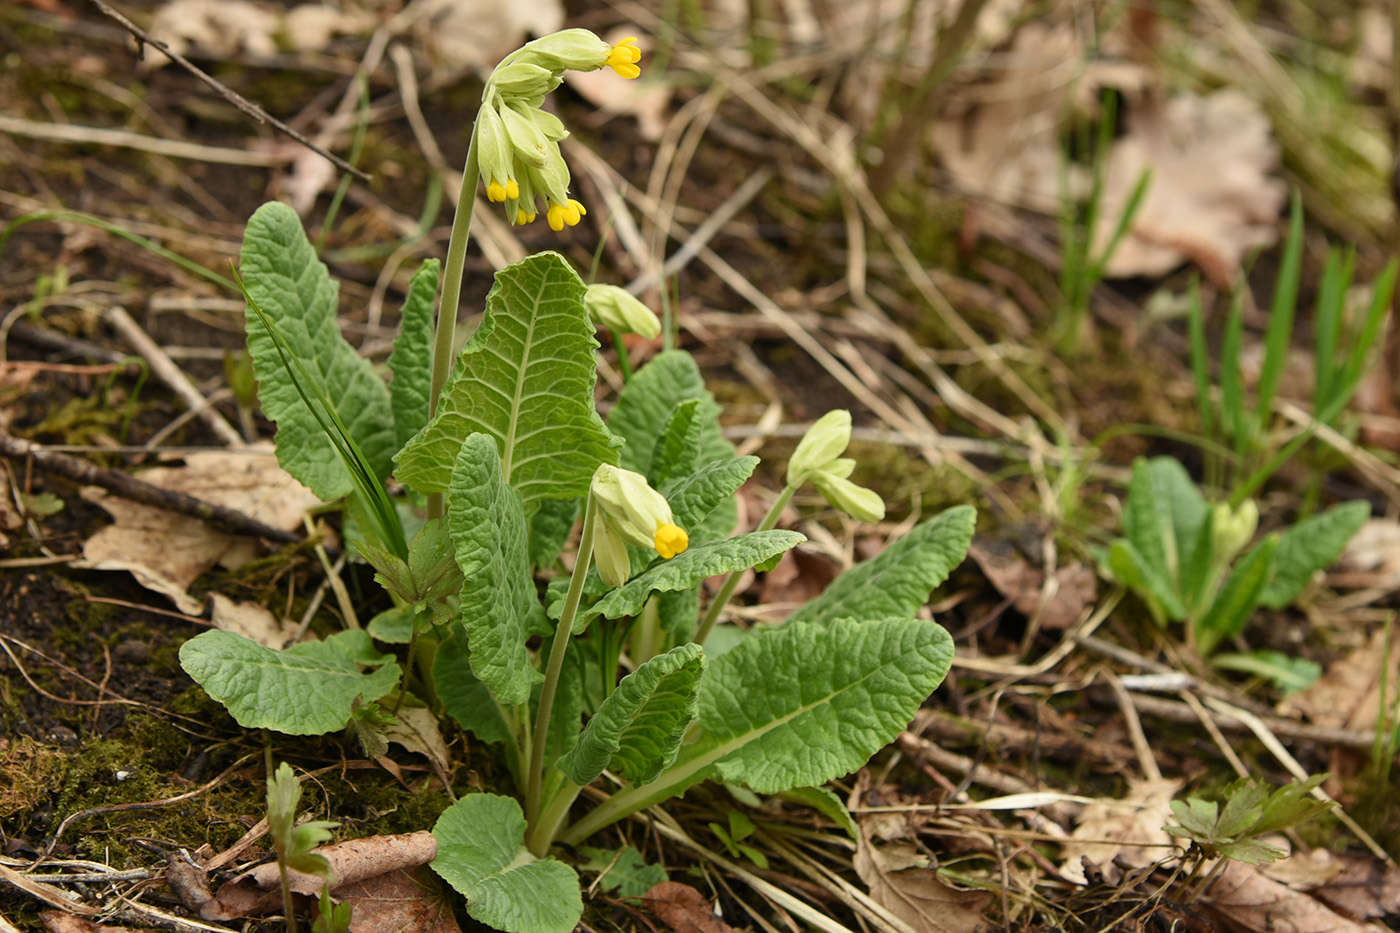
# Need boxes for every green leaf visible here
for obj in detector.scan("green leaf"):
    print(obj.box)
[608,350,733,472]
[433,628,514,748]
[578,845,667,899]
[395,253,620,507]
[649,399,703,487]
[558,644,706,786]
[367,604,416,644]
[431,794,582,933]
[777,786,859,840]
[241,202,396,499]
[661,456,759,534]
[529,497,580,569]
[786,507,975,627]
[1212,650,1321,695]
[1123,457,1209,596]
[1107,539,1186,622]
[690,617,954,794]
[1258,501,1369,608]
[536,652,585,809]
[179,630,399,735]
[582,531,806,630]
[1196,536,1278,655]
[447,433,539,706]
[388,259,440,454]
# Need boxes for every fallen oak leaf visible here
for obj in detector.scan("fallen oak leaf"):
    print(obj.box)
[1201,858,1385,933]
[643,881,738,933]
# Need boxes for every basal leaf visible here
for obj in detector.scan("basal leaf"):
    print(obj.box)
[434,628,515,748]
[786,506,975,626]
[1107,539,1186,622]
[607,350,732,472]
[1196,536,1278,655]
[431,794,582,933]
[179,629,399,735]
[241,201,395,499]
[661,456,759,535]
[581,531,806,630]
[1123,457,1208,596]
[578,845,667,898]
[395,253,620,508]
[691,617,954,793]
[1258,500,1369,609]
[447,433,539,705]
[387,259,440,454]
[558,644,706,786]
[649,399,703,487]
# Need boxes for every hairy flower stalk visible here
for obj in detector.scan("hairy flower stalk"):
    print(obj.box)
[426,29,643,518]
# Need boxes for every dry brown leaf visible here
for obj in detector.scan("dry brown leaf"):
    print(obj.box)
[757,547,839,613]
[1058,777,1181,884]
[39,914,156,933]
[562,31,671,141]
[967,543,1096,631]
[203,832,437,921]
[144,0,280,65]
[1331,519,1400,591]
[208,593,298,650]
[643,881,738,933]
[1278,628,1399,733]
[1096,91,1286,286]
[330,866,461,933]
[383,705,450,775]
[74,447,318,613]
[1292,851,1400,923]
[1202,858,1386,933]
[410,0,563,73]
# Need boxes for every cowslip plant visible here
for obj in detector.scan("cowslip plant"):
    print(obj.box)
[176,28,976,933]
[1102,456,1367,673]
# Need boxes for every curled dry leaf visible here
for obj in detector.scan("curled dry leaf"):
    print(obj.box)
[1201,858,1387,933]
[967,542,1097,631]
[1279,850,1400,923]
[209,593,300,650]
[1095,91,1287,286]
[643,881,738,933]
[1278,628,1399,733]
[329,866,462,933]
[203,831,437,921]
[1058,777,1181,885]
[74,447,319,614]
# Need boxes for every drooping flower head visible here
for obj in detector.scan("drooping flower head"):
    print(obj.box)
[476,29,644,230]
[590,463,687,587]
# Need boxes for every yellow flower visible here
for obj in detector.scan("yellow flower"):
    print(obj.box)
[590,464,688,571]
[547,198,587,232]
[487,178,520,203]
[606,37,642,79]
[653,522,687,559]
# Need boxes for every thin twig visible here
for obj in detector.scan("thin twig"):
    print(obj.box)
[0,433,299,543]
[88,0,371,182]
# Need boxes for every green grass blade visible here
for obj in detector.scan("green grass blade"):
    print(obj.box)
[1221,291,1247,457]
[1254,191,1303,440]
[1338,259,1398,404]
[1312,248,1345,412]
[1187,276,1214,441]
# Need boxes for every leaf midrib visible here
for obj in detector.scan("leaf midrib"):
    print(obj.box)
[500,272,547,482]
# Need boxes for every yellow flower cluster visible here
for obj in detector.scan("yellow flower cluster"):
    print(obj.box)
[476,30,643,231]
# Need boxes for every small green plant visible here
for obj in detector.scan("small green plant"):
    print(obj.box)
[1102,456,1366,669]
[176,28,975,933]
[1189,192,1398,500]
[1165,776,1332,900]
[266,762,350,933]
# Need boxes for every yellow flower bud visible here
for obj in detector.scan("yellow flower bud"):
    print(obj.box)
[516,28,611,72]
[590,464,687,559]
[592,509,633,588]
[488,62,556,98]
[605,37,642,79]
[498,100,551,167]
[584,284,660,339]
[1211,499,1259,566]
[787,410,852,484]
[812,470,886,524]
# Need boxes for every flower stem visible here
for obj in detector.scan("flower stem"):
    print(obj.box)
[426,122,481,520]
[692,482,796,646]
[527,782,582,857]
[526,495,596,825]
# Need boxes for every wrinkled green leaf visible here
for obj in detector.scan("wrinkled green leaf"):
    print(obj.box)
[447,433,539,705]
[608,350,732,472]
[433,629,514,748]
[559,644,705,786]
[690,617,954,793]
[431,794,581,933]
[1123,457,1209,595]
[786,506,974,627]
[582,531,806,630]
[1196,536,1278,655]
[395,253,620,507]
[650,399,703,488]
[529,497,580,569]
[179,630,399,735]
[388,259,440,453]
[241,202,395,499]
[661,456,759,535]
[1258,501,1369,608]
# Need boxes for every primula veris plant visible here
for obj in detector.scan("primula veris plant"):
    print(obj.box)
[1103,456,1367,671]
[178,28,975,933]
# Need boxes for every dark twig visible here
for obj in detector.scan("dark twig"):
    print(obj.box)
[88,0,372,182]
[0,433,299,544]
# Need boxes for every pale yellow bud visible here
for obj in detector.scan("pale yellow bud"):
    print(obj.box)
[1211,499,1259,565]
[787,410,852,484]
[592,510,633,588]
[585,285,661,339]
[488,62,556,98]
[590,464,688,559]
[812,470,886,524]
